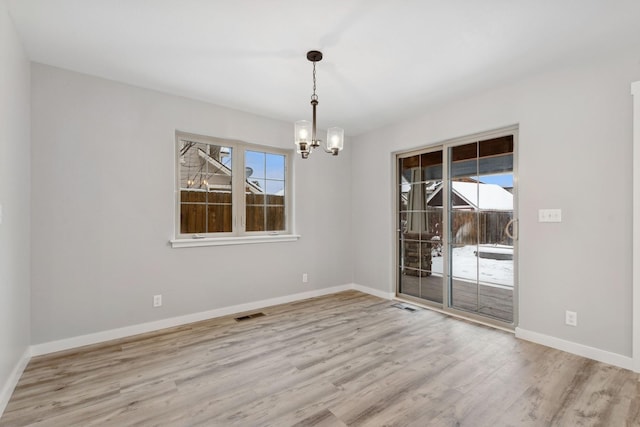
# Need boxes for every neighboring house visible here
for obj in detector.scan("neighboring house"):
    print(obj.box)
[426,181,513,211]
[425,181,514,245]
[180,142,263,194]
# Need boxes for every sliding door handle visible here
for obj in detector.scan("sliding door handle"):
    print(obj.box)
[505,218,518,240]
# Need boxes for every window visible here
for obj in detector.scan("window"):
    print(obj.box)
[173,131,295,247]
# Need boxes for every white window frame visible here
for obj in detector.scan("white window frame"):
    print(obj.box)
[170,131,299,248]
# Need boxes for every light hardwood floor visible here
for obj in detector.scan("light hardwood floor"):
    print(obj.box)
[2,291,639,426]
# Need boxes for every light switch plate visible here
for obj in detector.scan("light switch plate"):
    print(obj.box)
[538,208,562,223]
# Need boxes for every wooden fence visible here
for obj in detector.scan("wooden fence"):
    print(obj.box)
[401,209,513,246]
[180,190,284,233]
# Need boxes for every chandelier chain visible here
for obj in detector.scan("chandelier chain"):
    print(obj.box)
[311,61,318,101]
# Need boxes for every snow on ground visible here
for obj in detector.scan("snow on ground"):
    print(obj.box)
[431,245,513,287]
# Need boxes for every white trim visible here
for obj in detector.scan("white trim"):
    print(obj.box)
[350,283,395,300]
[516,327,633,371]
[0,347,31,417]
[633,81,640,372]
[170,234,301,248]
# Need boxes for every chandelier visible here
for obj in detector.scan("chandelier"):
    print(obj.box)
[294,50,344,159]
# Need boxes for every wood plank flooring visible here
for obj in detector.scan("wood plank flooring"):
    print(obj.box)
[2,291,639,426]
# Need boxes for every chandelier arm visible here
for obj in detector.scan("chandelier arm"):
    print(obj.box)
[321,146,339,156]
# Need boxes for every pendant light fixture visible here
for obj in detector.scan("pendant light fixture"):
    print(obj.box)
[294,50,344,159]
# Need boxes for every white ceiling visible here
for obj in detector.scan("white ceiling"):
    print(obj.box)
[6,0,640,136]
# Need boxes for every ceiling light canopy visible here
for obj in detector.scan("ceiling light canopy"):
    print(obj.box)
[294,51,344,159]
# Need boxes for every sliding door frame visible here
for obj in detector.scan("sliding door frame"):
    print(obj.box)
[394,125,519,330]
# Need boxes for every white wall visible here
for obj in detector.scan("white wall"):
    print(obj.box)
[352,53,640,357]
[30,64,352,345]
[0,0,31,411]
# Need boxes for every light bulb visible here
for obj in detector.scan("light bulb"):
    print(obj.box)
[294,120,312,150]
[326,127,344,152]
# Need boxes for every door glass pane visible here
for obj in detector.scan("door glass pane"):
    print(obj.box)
[448,137,514,323]
[399,150,443,303]
[476,175,514,321]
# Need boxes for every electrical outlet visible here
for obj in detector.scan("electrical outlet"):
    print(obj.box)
[302,273,308,283]
[565,310,577,326]
[153,294,162,307]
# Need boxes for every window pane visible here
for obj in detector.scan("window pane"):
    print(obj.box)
[451,142,477,162]
[207,204,232,233]
[478,135,513,157]
[246,192,265,205]
[266,153,285,180]
[251,179,266,194]
[179,140,232,235]
[180,142,232,189]
[180,204,206,234]
[245,149,287,233]
[180,190,206,203]
[421,151,443,181]
[266,206,285,231]
[246,205,264,232]
[246,150,265,179]
[450,142,477,178]
[478,155,513,176]
[267,193,284,206]
[400,155,420,183]
[266,180,284,197]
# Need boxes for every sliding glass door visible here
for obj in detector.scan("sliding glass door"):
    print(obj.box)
[448,135,515,323]
[396,128,517,327]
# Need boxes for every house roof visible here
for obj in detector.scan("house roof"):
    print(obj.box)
[427,181,513,211]
[454,181,512,210]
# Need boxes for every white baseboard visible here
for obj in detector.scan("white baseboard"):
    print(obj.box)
[0,347,31,417]
[515,327,633,371]
[350,283,395,300]
[31,284,360,356]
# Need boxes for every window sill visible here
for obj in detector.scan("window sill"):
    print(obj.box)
[170,234,301,248]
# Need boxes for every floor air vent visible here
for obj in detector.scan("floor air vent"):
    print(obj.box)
[391,303,420,312]
[235,312,265,321]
